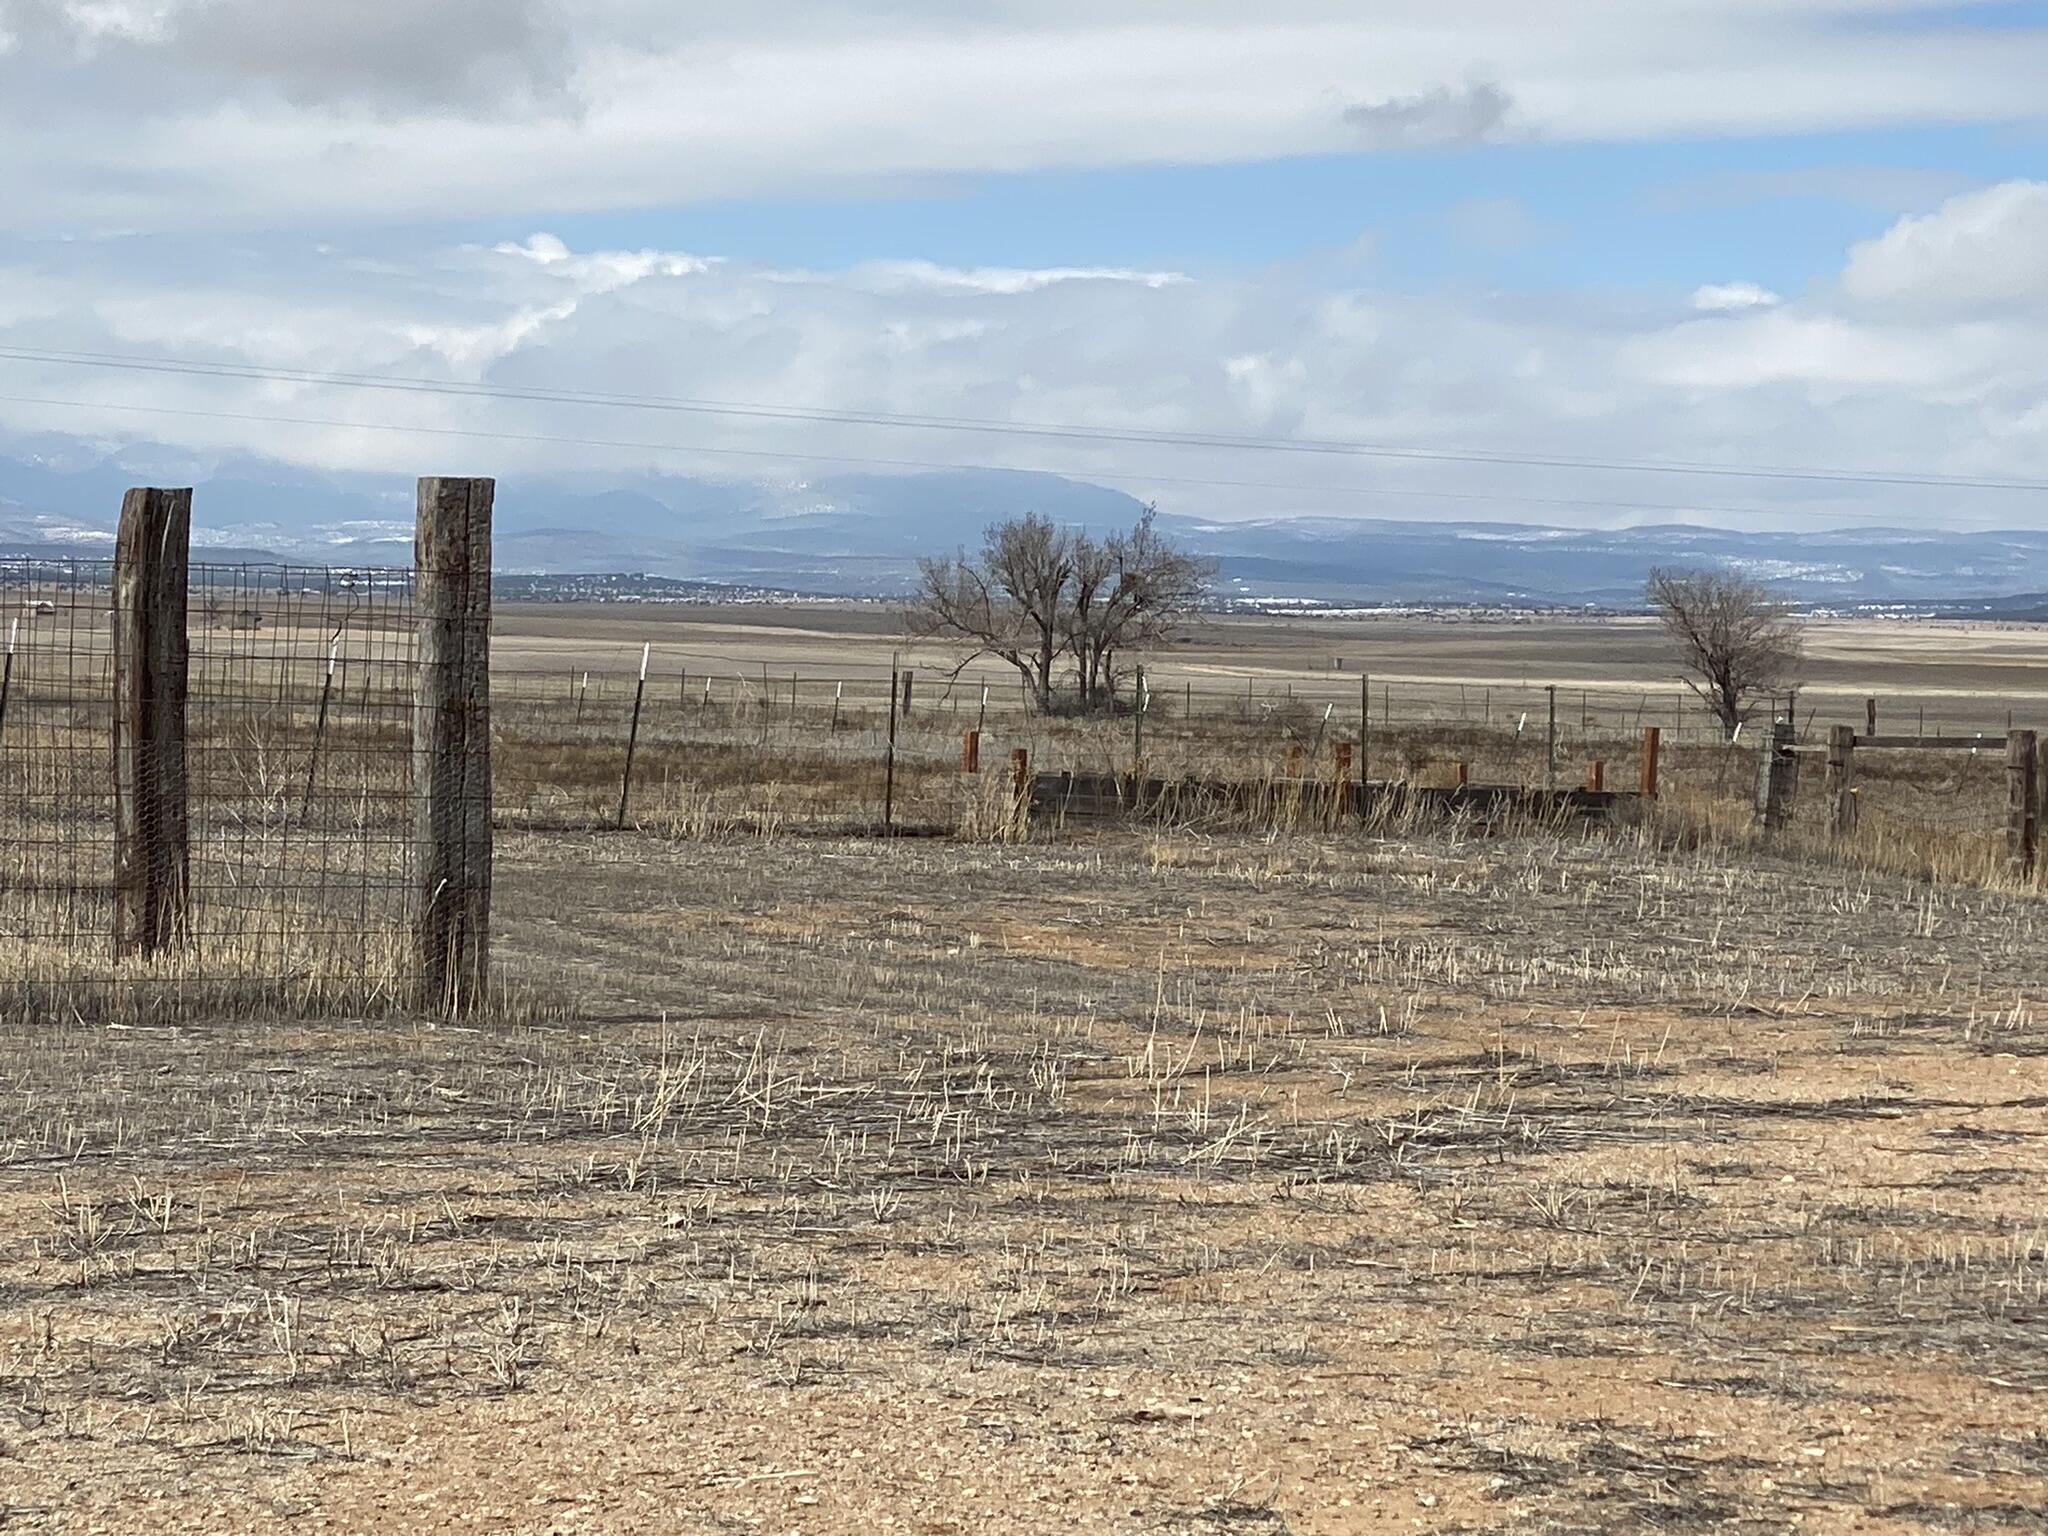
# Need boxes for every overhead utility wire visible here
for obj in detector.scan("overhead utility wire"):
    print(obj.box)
[1,344,2043,494]
[0,390,1940,525]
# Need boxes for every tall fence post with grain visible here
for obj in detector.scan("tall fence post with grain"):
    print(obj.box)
[412,476,494,1015]
[2,474,503,1020]
[111,487,192,959]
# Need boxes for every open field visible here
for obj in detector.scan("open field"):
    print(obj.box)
[494,603,2048,740]
[5,600,2048,1531]
[5,822,2048,1532]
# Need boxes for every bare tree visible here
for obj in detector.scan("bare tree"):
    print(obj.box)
[908,513,1074,711]
[909,508,1212,713]
[1065,508,1215,709]
[1646,566,1804,736]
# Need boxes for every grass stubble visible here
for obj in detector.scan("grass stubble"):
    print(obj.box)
[2,809,2047,1532]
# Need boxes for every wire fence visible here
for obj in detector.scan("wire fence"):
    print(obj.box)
[489,663,2034,749]
[0,557,418,1015]
[8,541,2046,1018]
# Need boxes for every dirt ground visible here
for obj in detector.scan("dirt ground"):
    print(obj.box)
[4,821,2047,1533]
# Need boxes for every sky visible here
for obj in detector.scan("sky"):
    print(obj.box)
[0,0,2045,532]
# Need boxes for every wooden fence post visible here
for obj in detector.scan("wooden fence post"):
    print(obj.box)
[900,669,914,719]
[961,729,980,774]
[1825,725,1857,837]
[413,476,493,1014]
[1866,697,1878,737]
[1639,726,1660,800]
[1586,760,1604,793]
[2008,729,2038,874]
[1454,760,1470,788]
[112,487,192,959]
[1756,717,1795,835]
[1011,747,1030,831]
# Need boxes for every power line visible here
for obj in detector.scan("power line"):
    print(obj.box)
[0,390,1915,525]
[2,343,2044,494]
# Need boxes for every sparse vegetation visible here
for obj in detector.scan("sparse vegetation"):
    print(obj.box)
[4,599,2047,1531]
[4,826,2047,1530]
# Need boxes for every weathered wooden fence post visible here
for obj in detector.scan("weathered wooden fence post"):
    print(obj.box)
[413,476,493,1014]
[1865,697,1878,737]
[2007,729,2037,875]
[961,729,980,774]
[1825,725,1857,837]
[112,487,192,959]
[1639,726,1660,800]
[1756,717,1796,835]
[1586,760,1604,793]
[900,668,915,719]
[1010,747,1030,833]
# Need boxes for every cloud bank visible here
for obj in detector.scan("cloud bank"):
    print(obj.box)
[2,180,2042,530]
[2,2,2045,230]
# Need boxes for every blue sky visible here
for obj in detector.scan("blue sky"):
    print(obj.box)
[0,1,2044,533]
[534,124,2037,292]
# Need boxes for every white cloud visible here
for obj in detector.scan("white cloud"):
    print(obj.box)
[3,184,2043,529]
[1690,282,1782,312]
[848,262,1189,297]
[1841,179,2048,314]
[0,3,2044,231]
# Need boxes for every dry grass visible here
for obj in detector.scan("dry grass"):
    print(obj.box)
[3,824,2046,1531]
[5,608,2048,1526]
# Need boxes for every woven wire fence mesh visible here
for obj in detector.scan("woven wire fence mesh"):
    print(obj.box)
[1791,739,2019,877]
[0,558,418,1017]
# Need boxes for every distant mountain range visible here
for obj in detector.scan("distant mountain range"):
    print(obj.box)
[6,444,2048,608]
